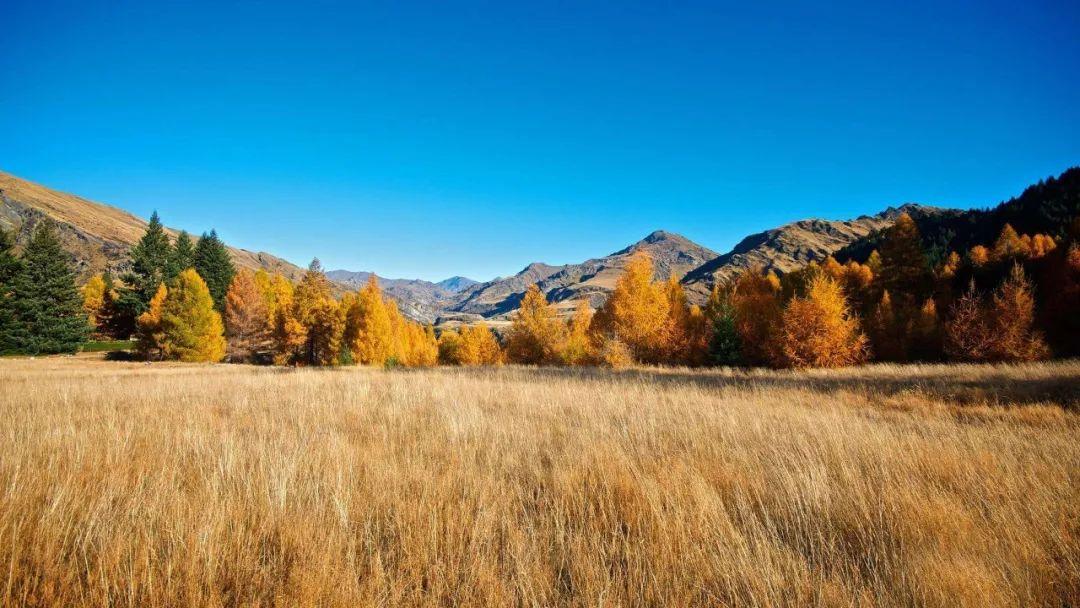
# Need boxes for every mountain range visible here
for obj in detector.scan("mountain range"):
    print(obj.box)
[0,168,965,325]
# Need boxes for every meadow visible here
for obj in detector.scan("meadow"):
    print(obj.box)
[0,357,1077,607]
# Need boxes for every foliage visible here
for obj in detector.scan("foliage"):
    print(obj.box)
[224,269,271,363]
[780,274,868,368]
[118,211,171,327]
[592,252,670,364]
[136,283,169,360]
[158,269,227,362]
[506,284,566,365]
[194,230,235,311]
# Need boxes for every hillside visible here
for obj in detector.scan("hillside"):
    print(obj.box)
[681,204,945,299]
[835,167,1080,265]
[444,230,718,320]
[0,170,308,282]
[326,270,474,323]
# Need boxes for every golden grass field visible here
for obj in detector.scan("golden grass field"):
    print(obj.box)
[1,357,1077,607]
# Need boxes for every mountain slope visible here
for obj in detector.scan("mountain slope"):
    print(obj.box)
[445,231,718,320]
[0,170,308,282]
[681,204,944,299]
[326,270,462,323]
[835,167,1080,265]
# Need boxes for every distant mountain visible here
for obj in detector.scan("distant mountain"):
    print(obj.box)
[326,269,461,323]
[0,170,308,282]
[435,276,478,293]
[681,204,946,300]
[444,230,718,320]
[835,167,1080,265]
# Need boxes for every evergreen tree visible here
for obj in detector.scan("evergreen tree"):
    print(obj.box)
[878,212,931,300]
[159,269,226,362]
[0,228,24,353]
[119,211,172,324]
[8,222,90,354]
[194,230,235,311]
[705,284,741,366]
[167,230,196,280]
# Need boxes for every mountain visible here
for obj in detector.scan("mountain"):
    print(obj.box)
[0,170,308,282]
[680,204,944,299]
[436,276,478,293]
[326,270,462,323]
[835,167,1080,265]
[444,230,719,320]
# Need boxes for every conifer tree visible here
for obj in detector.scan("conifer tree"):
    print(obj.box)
[705,283,741,366]
[968,245,990,267]
[878,212,930,301]
[194,230,235,311]
[0,228,22,353]
[167,230,196,280]
[944,282,993,362]
[136,283,169,360]
[506,284,566,365]
[986,264,1049,361]
[306,297,344,366]
[780,274,867,368]
[159,269,226,362]
[281,259,338,365]
[119,211,172,323]
[224,269,270,362]
[911,298,943,360]
[991,224,1027,262]
[8,222,89,354]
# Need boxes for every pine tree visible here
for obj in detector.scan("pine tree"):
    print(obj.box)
[194,230,235,311]
[506,284,566,365]
[878,212,931,301]
[0,228,22,353]
[159,269,226,362]
[780,274,868,368]
[136,283,169,360]
[224,269,270,362]
[705,283,741,366]
[119,211,172,324]
[166,230,196,280]
[8,222,90,354]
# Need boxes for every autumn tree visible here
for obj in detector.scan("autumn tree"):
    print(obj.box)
[968,245,990,267]
[991,224,1027,261]
[344,276,394,365]
[82,274,109,337]
[118,211,171,332]
[224,269,271,362]
[559,300,595,365]
[506,284,566,365]
[135,283,168,360]
[944,282,992,362]
[437,328,464,365]
[911,298,943,361]
[731,267,783,366]
[780,274,868,369]
[985,264,1049,361]
[457,324,502,365]
[158,269,227,362]
[593,252,669,364]
[306,297,345,366]
[281,259,338,366]
[878,212,930,300]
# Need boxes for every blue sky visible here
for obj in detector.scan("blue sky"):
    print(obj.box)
[3,0,1078,281]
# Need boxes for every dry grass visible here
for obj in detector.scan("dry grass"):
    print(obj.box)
[1,357,1077,607]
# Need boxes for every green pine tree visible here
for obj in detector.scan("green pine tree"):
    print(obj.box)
[0,228,24,353]
[166,230,196,280]
[118,211,172,329]
[194,230,235,311]
[8,222,90,354]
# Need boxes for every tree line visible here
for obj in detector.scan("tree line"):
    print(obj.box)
[3,209,1078,368]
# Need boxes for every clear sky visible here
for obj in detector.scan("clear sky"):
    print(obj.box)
[3,0,1078,281]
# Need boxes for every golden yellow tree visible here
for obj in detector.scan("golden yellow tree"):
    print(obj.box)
[81,274,108,336]
[594,252,669,364]
[458,323,503,365]
[284,259,337,365]
[224,269,270,362]
[135,283,168,360]
[437,328,464,365]
[780,274,868,368]
[992,224,1027,261]
[968,245,990,267]
[986,264,1049,361]
[731,267,783,366]
[306,297,345,366]
[506,284,566,365]
[344,276,394,365]
[945,281,993,362]
[159,269,226,362]
[559,300,596,365]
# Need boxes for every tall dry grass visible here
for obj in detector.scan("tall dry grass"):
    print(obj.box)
[0,357,1077,607]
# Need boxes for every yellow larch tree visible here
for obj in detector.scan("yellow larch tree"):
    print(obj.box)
[81,273,108,337]
[506,284,566,365]
[731,267,783,366]
[780,274,868,369]
[344,276,394,365]
[437,328,464,365]
[135,283,168,360]
[559,299,595,365]
[159,269,226,362]
[457,323,503,366]
[224,269,270,363]
[594,252,669,364]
